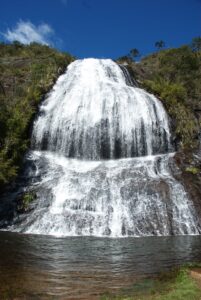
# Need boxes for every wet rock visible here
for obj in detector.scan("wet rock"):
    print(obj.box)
[173,148,201,221]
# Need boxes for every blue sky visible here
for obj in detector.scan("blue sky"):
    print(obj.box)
[0,0,200,59]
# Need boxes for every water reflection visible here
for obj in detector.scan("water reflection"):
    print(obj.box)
[0,232,201,299]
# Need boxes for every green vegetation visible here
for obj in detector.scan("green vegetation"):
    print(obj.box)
[155,40,165,51]
[101,267,201,300]
[117,37,201,150]
[129,48,141,61]
[17,191,37,212]
[0,42,74,190]
[141,45,201,149]
[186,166,200,175]
[191,36,201,52]
[118,48,141,62]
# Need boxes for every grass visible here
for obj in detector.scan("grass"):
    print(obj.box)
[101,267,201,300]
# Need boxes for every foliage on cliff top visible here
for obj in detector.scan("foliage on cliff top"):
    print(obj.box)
[0,42,74,189]
[117,38,201,150]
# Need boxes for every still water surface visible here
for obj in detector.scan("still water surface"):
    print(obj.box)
[0,232,201,299]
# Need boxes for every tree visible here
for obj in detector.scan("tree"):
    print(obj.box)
[13,40,23,49]
[191,37,201,52]
[117,55,131,63]
[155,40,165,50]
[129,48,140,61]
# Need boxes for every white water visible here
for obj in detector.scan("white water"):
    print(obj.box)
[12,150,199,237]
[32,59,171,159]
[10,58,200,236]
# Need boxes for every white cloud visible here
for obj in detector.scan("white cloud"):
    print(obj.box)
[3,21,54,45]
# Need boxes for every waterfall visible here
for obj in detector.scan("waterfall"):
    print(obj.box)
[9,58,200,237]
[32,59,171,159]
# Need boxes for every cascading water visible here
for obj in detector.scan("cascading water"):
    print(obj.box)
[32,59,171,159]
[9,58,201,236]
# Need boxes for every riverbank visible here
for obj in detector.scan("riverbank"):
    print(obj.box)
[101,266,201,300]
[1,264,201,299]
[0,233,201,299]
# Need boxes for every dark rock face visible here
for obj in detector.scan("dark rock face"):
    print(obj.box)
[0,157,38,227]
[0,197,15,228]
[172,147,201,221]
